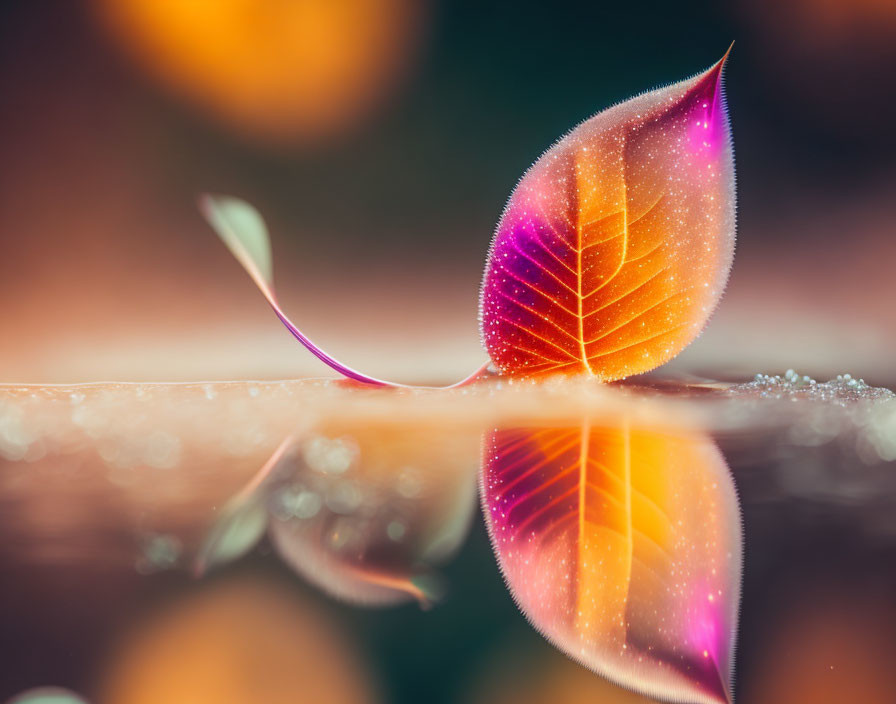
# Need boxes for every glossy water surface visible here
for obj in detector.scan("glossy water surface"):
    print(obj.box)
[1,373,894,704]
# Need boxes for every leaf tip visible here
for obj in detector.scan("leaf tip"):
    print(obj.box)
[196,191,216,220]
[707,665,735,704]
[198,192,245,234]
[721,40,735,65]
[410,573,446,610]
[703,42,735,88]
[197,192,274,288]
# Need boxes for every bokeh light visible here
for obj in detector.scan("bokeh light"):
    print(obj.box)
[97,575,379,704]
[92,0,426,145]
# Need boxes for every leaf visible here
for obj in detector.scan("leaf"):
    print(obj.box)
[481,418,742,704]
[200,194,490,388]
[480,48,736,380]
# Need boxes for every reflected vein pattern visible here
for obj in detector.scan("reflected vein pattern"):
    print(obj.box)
[482,421,742,704]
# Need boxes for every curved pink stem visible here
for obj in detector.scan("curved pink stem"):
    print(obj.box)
[200,194,490,389]
[268,291,490,389]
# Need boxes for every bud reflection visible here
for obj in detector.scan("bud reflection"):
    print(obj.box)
[200,421,479,607]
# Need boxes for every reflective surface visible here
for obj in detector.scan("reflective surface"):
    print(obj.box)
[1,374,895,703]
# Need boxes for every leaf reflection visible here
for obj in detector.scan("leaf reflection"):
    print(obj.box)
[482,418,742,704]
[200,421,479,608]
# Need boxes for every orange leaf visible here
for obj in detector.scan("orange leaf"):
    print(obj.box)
[482,418,742,704]
[481,49,736,380]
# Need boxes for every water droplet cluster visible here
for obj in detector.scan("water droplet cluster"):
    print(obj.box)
[731,369,894,406]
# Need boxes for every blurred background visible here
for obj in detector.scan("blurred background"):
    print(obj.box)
[2,2,896,704]
[1,0,894,385]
